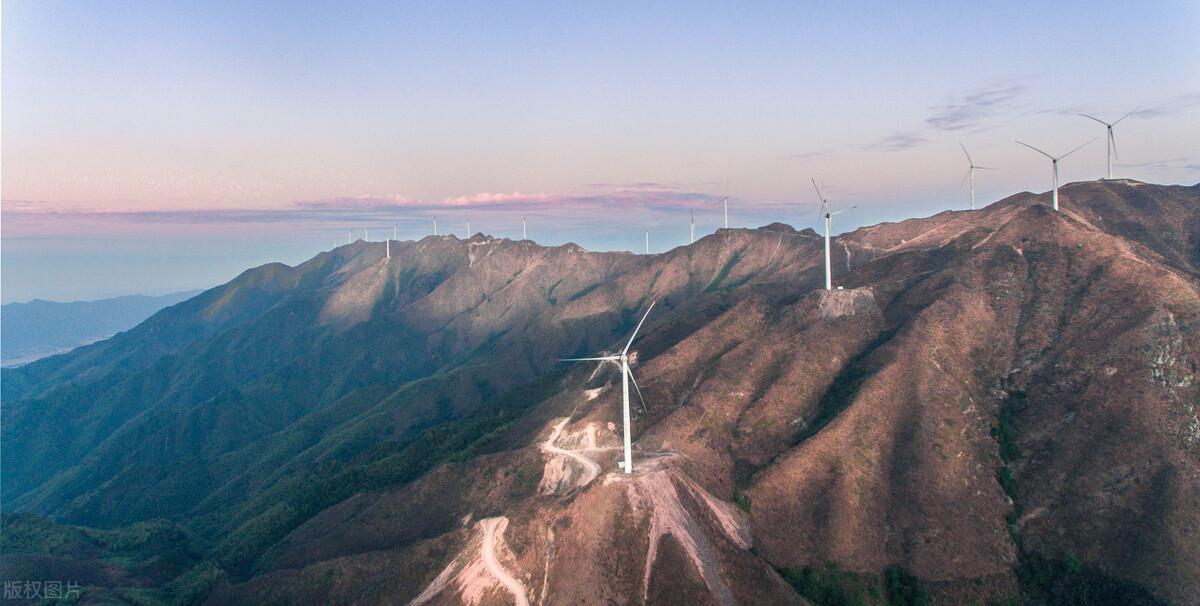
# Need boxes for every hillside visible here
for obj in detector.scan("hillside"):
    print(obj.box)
[2,180,1198,605]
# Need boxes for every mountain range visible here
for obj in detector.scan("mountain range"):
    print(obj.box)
[1,180,1198,605]
[1,290,202,368]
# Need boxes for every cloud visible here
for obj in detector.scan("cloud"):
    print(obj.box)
[1133,93,1200,119]
[1030,93,1199,121]
[1114,158,1200,173]
[926,84,1026,131]
[863,132,928,152]
[293,195,416,210]
[784,150,828,160]
[1,184,726,227]
[1028,104,1089,117]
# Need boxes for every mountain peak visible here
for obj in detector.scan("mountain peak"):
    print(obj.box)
[759,222,798,233]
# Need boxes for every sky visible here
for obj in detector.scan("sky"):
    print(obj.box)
[3,1,1199,303]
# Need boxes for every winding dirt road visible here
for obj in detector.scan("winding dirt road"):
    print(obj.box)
[480,517,530,606]
[541,418,602,488]
[409,516,530,606]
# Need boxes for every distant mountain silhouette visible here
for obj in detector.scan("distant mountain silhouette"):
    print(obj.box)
[1,181,1197,605]
[1,290,202,367]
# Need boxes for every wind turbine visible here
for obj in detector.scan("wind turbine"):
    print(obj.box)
[433,217,439,236]
[364,229,369,241]
[689,210,696,244]
[1015,140,1094,211]
[812,179,855,291]
[523,217,528,240]
[960,143,997,210]
[1078,108,1137,179]
[466,221,471,237]
[560,301,656,473]
[722,179,730,229]
[644,229,650,254]
[386,239,390,259]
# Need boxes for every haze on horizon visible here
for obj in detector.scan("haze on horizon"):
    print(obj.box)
[2,0,1198,303]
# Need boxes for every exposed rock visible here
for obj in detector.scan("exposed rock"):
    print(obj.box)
[816,286,878,319]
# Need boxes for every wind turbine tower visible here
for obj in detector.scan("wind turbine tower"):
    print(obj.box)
[433,217,439,236]
[690,210,696,244]
[1078,109,1136,179]
[560,302,656,473]
[523,217,528,240]
[644,230,650,254]
[1016,140,1093,211]
[812,179,854,291]
[466,221,471,237]
[960,143,996,210]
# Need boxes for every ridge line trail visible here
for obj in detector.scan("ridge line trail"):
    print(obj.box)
[480,517,530,606]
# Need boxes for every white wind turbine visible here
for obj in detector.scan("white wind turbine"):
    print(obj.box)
[960,143,997,210]
[1078,108,1137,180]
[1015,140,1094,211]
[433,216,439,236]
[812,179,855,291]
[560,301,656,474]
[690,210,696,244]
[523,217,528,240]
[466,221,471,237]
[722,179,730,229]
[644,229,650,254]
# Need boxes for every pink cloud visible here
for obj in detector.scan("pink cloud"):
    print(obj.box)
[1,184,728,233]
[440,192,557,206]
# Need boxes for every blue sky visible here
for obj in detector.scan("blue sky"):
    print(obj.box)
[3,1,1198,302]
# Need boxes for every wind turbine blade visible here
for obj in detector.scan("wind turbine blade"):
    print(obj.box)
[1109,130,1118,160]
[1015,141,1054,159]
[959,167,972,189]
[831,206,855,216]
[960,142,974,166]
[622,300,657,356]
[975,166,999,170]
[1078,113,1109,126]
[1059,138,1095,160]
[810,178,825,202]
[1112,106,1139,125]
[628,368,648,412]
[559,356,620,362]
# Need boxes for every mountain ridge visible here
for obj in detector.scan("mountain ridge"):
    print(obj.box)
[2,180,1198,605]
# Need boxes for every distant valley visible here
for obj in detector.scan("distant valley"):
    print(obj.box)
[1,290,202,367]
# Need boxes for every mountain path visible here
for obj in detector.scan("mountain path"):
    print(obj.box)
[409,517,529,606]
[480,517,530,606]
[539,418,603,491]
